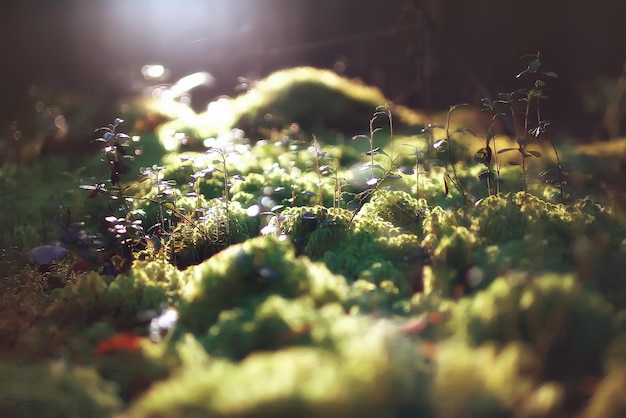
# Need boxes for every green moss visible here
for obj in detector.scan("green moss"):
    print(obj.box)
[356,190,427,236]
[344,277,407,314]
[178,236,348,335]
[433,226,476,273]
[0,361,122,418]
[277,206,352,256]
[5,63,626,418]
[453,272,614,380]
[46,258,183,328]
[433,341,545,418]
[95,345,170,402]
[229,171,322,209]
[155,67,427,149]
[0,156,111,252]
[126,316,431,418]
[166,199,260,269]
[201,295,335,360]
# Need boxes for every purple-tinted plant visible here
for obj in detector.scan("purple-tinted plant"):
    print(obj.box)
[80,118,151,255]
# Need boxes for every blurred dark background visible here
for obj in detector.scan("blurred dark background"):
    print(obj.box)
[1,0,626,149]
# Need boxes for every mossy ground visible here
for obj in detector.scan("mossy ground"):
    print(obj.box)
[1,67,626,417]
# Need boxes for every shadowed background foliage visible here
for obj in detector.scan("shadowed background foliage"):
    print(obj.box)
[1,0,625,142]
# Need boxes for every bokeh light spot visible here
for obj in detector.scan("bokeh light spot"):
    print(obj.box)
[141,64,166,80]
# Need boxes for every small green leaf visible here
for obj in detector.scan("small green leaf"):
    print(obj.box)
[360,164,385,171]
[525,150,542,158]
[497,148,518,154]
[363,147,381,156]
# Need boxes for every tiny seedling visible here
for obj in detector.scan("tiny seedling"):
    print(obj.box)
[204,146,245,244]
[495,52,559,198]
[425,104,475,208]
[475,99,499,196]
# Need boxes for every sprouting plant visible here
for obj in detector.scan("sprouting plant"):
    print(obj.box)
[204,146,245,244]
[352,104,403,195]
[179,154,210,218]
[304,135,349,209]
[475,100,498,196]
[402,145,426,200]
[80,118,151,255]
[425,104,474,208]
[82,119,223,260]
[350,105,428,227]
[309,135,329,206]
[538,127,569,202]
[330,162,351,210]
[495,52,559,198]
[377,103,394,162]
[138,164,176,236]
[83,118,135,213]
[353,113,383,186]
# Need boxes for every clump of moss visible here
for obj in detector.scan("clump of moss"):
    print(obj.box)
[355,190,427,236]
[343,277,407,315]
[0,360,122,418]
[432,341,558,418]
[453,273,614,381]
[428,226,478,296]
[177,235,348,336]
[201,295,343,360]
[166,199,259,269]
[229,170,322,209]
[155,67,427,148]
[271,204,427,310]
[410,192,626,295]
[470,192,530,244]
[125,316,432,418]
[45,257,183,330]
[277,205,353,257]
[94,342,170,402]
